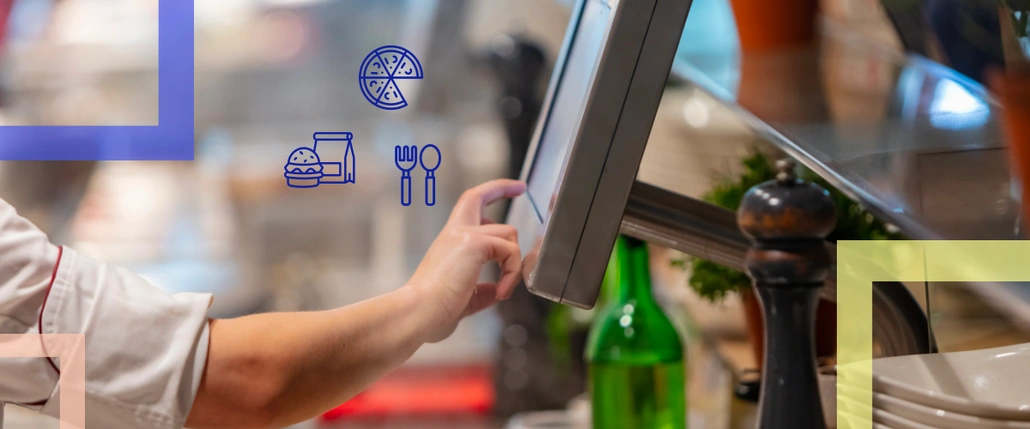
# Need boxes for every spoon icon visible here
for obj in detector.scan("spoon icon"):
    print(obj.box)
[420,144,441,206]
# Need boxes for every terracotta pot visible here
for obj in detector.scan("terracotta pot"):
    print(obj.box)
[741,288,836,370]
[729,0,819,52]
[741,288,766,368]
[990,71,1030,229]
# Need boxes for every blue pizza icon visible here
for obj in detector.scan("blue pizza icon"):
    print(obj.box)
[359,45,424,111]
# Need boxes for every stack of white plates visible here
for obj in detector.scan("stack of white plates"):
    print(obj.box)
[837,343,1030,429]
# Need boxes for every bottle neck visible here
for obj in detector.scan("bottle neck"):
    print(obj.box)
[615,236,654,304]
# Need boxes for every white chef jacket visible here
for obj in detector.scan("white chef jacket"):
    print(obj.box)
[0,197,212,429]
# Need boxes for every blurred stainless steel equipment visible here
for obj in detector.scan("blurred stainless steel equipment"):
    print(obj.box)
[489,34,588,418]
[0,161,96,236]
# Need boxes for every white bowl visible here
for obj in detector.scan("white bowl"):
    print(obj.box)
[839,383,1030,429]
[872,408,939,429]
[838,342,1030,420]
[838,409,894,429]
[838,394,932,429]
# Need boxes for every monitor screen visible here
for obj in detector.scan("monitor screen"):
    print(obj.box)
[506,0,689,308]
[525,0,612,221]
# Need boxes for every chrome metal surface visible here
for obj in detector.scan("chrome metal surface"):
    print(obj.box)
[620,181,844,306]
[621,181,748,275]
[621,182,930,355]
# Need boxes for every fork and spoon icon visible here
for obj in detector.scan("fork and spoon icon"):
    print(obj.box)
[394,144,441,206]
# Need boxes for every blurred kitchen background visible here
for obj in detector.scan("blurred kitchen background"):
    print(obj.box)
[2,0,1030,428]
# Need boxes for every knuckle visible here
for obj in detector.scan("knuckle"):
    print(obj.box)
[460,231,487,253]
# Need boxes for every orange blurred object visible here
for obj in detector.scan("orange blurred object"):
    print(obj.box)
[992,70,1030,230]
[735,48,829,124]
[320,365,494,422]
[729,0,819,52]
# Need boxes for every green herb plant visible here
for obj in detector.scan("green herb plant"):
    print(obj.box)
[680,150,902,302]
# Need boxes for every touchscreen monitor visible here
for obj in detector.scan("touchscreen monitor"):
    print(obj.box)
[506,0,691,308]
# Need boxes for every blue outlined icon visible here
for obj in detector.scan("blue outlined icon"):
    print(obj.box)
[285,147,323,188]
[0,1,194,160]
[285,132,355,188]
[359,45,424,110]
[393,144,441,206]
[420,144,441,206]
[314,132,356,184]
[395,145,418,205]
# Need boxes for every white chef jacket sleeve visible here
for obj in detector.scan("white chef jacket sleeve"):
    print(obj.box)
[0,198,213,429]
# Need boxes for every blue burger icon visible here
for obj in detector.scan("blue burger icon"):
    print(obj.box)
[284,147,324,188]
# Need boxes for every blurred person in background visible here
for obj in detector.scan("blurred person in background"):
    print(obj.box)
[0,179,526,429]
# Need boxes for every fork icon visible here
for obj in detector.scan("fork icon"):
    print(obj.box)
[394,145,418,206]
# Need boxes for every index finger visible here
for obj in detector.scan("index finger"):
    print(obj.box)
[450,179,526,226]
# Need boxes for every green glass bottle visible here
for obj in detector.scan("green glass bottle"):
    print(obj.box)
[586,236,686,429]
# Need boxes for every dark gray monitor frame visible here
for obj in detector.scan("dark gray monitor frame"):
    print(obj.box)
[506,0,692,309]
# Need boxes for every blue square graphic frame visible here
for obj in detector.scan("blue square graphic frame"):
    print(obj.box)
[0,1,193,160]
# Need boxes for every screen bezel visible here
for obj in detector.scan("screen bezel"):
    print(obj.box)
[522,0,613,222]
[506,0,690,308]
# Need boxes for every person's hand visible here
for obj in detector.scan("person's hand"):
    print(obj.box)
[405,179,526,343]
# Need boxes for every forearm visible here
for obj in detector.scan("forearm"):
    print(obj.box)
[187,286,437,429]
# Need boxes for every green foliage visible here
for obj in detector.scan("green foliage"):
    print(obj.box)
[682,150,903,302]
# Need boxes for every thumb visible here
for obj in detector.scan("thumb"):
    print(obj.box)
[464,283,499,317]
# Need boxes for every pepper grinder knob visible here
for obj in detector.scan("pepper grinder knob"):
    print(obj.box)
[775,158,797,184]
[738,157,836,429]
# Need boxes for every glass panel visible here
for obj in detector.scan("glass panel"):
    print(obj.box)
[928,282,1030,353]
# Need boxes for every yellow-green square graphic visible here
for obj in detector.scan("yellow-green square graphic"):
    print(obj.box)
[837,240,1029,429]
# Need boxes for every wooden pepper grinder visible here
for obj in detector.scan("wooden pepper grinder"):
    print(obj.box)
[738,159,836,429]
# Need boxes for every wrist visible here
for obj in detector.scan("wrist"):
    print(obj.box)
[396,284,447,343]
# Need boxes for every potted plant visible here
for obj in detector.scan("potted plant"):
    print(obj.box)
[679,151,902,372]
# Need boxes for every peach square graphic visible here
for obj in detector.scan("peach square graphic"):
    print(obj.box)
[0,334,85,429]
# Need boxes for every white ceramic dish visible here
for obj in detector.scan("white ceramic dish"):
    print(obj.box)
[838,342,1030,420]
[836,392,878,424]
[838,394,932,429]
[839,383,1030,429]
[872,408,938,429]
[838,409,893,429]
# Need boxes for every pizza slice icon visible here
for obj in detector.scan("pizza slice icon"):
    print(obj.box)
[363,55,390,78]
[360,78,389,104]
[358,45,423,110]
[393,54,424,79]
[380,50,403,76]
[376,80,407,110]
